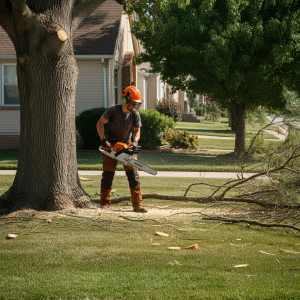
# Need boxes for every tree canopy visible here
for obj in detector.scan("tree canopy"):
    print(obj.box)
[134,0,300,108]
[132,0,300,154]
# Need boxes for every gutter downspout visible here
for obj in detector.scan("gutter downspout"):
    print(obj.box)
[129,14,139,60]
[102,58,107,108]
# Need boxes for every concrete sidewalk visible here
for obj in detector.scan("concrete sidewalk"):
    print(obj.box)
[197,128,285,141]
[0,169,257,179]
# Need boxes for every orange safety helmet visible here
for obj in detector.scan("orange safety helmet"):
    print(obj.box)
[121,86,143,110]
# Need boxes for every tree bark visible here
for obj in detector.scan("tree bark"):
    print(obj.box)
[228,110,233,129]
[231,101,247,156]
[0,0,111,212]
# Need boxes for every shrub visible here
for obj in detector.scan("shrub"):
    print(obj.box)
[76,107,175,150]
[220,109,228,118]
[156,97,183,122]
[204,103,221,121]
[139,109,175,149]
[75,107,106,149]
[195,104,206,116]
[166,130,199,149]
[195,103,226,119]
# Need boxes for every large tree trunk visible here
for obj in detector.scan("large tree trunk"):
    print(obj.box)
[0,0,111,212]
[228,108,236,132]
[1,56,93,211]
[231,101,247,156]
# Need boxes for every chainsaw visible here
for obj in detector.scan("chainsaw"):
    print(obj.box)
[99,142,157,175]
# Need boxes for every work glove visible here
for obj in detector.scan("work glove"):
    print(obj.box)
[101,139,111,149]
[132,140,138,149]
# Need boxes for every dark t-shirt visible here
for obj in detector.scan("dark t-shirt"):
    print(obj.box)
[102,104,142,143]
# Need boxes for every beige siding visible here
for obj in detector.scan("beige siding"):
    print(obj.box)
[136,72,145,108]
[178,90,186,108]
[146,75,157,109]
[0,59,105,135]
[113,14,134,104]
[107,59,115,107]
[75,59,104,115]
[172,91,179,102]
[0,59,20,134]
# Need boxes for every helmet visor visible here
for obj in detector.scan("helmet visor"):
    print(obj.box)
[129,100,143,110]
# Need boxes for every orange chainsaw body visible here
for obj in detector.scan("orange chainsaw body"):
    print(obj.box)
[102,142,134,153]
[112,142,129,153]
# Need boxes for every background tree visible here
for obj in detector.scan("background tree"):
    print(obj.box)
[132,0,300,156]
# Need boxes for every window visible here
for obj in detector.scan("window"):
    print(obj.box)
[2,64,20,106]
[114,68,118,104]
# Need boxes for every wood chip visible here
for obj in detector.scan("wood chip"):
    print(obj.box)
[279,249,300,254]
[152,243,160,246]
[258,251,275,256]
[7,234,18,239]
[233,264,249,268]
[295,244,300,246]
[151,225,161,227]
[186,244,199,249]
[157,205,170,209]
[168,247,181,250]
[79,176,92,181]
[198,229,207,231]
[155,232,169,237]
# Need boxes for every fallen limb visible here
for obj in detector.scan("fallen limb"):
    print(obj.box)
[118,216,154,222]
[276,259,300,270]
[201,216,300,232]
[92,194,300,209]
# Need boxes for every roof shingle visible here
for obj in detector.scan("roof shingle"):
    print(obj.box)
[0,0,123,56]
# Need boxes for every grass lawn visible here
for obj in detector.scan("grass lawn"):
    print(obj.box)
[197,138,281,151]
[0,145,284,172]
[0,175,299,299]
[0,175,231,200]
[177,121,282,133]
[0,149,274,172]
[176,122,281,139]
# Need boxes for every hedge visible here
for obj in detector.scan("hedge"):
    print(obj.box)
[75,107,175,150]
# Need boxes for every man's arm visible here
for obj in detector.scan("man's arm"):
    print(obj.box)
[132,127,141,146]
[96,116,108,140]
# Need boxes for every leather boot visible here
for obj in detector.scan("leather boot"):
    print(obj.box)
[100,186,111,209]
[130,186,148,213]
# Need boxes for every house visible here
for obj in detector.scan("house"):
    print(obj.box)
[0,0,175,149]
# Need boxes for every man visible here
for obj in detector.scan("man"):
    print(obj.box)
[96,86,147,213]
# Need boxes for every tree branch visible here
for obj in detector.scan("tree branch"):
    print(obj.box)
[92,194,300,209]
[9,0,32,28]
[201,216,300,232]
[72,0,108,32]
[215,151,300,198]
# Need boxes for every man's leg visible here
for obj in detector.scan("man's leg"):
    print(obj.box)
[124,164,147,213]
[101,154,118,209]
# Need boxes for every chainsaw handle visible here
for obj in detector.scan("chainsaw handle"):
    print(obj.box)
[114,145,141,158]
[101,146,111,151]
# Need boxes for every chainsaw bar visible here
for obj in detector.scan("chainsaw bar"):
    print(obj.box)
[99,147,157,175]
